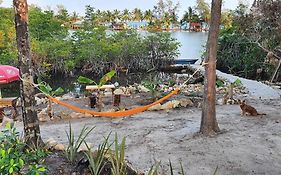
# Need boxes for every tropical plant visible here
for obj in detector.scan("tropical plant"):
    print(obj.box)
[65,123,95,163]
[78,70,116,87]
[85,133,111,175]
[142,76,161,101]
[146,162,160,175]
[109,133,127,175]
[0,123,48,174]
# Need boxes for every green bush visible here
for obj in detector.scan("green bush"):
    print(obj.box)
[217,27,269,79]
[0,123,48,174]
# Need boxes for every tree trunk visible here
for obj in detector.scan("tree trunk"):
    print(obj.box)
[200,0,222,136]
[13,0,43,147]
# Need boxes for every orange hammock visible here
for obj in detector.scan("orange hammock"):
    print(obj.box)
[48,88,180,117]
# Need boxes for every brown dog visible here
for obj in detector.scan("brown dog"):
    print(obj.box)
[238,100,266,116]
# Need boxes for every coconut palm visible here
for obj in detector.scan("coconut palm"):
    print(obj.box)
[144,9,153,23]
[104,10,113,23]
[112,9,121,23]
[121,9,130,22]
[132,8,143,21]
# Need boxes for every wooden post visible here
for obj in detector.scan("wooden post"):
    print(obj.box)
[13,0,43,147]
[200,0,222,136]
[270,59,281,83]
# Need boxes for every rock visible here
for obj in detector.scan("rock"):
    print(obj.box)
[107,108,117,112]
[128,85,137,94]
[69,112,85,119]
[35,97,48,105]
[114,88,124,95]
[161,101,174,110]
[148,103,162,111]
[0,117,14,128]
[35,93,47,98]
[78,142,93,152]
[62,93,72,100]
[38,108,50,122]
[171,100,180,108]
[138,85,150,93]
[84,113,93,118]
[46,138,57,147]
[54,144,65,151]
[217,98,224,105]
[179,98,193,107]
[104,92,113,96]
[57,112,69,119]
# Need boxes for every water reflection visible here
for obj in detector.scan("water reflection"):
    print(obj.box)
[170,31,208,59]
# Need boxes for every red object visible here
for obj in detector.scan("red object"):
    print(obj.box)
[0,65,20,84]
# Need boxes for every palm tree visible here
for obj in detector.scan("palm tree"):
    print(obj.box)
[162,12,172,29]
[121,9,130,22]
[144,9,153,23]
[187,7,193,31]
[112,9,121,23]
[104,10,113,23]
[132,8,142,21]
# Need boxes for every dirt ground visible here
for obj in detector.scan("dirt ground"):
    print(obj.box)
[13,96,281,175]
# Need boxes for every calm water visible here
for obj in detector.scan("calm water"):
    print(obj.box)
[171,31,208,59]
[1,31,209,97]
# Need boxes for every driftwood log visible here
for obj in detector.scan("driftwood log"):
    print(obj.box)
[159,65,204,84]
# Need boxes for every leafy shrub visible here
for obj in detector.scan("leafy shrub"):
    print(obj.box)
[0,123,48,174]
[217,27,269,79]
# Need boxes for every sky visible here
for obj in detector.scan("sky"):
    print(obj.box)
[1,0,254,18]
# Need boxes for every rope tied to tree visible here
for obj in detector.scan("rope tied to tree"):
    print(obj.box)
[18,64,205,117]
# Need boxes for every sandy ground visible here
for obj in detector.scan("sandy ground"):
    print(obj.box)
[11,97,281,175]
[5,68,281,174]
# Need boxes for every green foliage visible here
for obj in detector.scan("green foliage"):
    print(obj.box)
[215,79,225,88]
[78,76,97,85]
[37,78,64,96]
[29,6,68,41]
[217,27,268,79]
[27,164,47,175]
[232,79,242,86]
[85,133,111,175]
[147,162,160,175]
[0,7,17,65]
[0,123,48,174]
[169,159,174,175]
[142,75,161,100]
[180,162,185,175]
[0,123,25,174]
[78,70,116,87]
[110,133,127,175]
[213,166,219,175]
[65,123,95,163]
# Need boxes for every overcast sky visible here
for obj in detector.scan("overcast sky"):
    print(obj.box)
[1,0,254,18]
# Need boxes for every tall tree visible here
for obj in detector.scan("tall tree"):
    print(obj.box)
[13,0,43,147]
[132,8,142,21]
[144,9,153,23]
[121,9,130,22]
[196,0,211,23]
[200,0,222,136]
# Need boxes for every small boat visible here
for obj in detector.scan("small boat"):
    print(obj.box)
[175,58,198,65]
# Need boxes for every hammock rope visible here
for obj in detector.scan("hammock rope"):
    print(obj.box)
[20,64,205,117]
[47,88,180,117]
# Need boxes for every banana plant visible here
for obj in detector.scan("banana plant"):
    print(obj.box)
[77,70,116,111]
[77,70,116,87]
[37,79,64,119]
